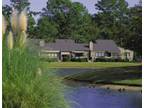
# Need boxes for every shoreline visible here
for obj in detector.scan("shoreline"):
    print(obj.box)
[64,79,142,92]
[43,62,141,69]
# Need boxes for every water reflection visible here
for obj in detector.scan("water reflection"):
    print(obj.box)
[67,87,141,108]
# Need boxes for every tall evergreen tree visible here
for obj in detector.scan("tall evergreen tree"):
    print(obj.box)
[38,0,97,42]
[93,0,142,56]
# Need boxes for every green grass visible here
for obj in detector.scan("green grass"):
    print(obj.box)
[65,66,142,86]
[113,79,142,85]
[43,62,141,68]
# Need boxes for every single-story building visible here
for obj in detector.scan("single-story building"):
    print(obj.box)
[33,39,134,61]
[40,39,89,61]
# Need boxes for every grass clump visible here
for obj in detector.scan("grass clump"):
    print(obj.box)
[3,10,69,108]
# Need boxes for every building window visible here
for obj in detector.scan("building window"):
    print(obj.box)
[75,53,84,57]
[47,53,57,57]
[105,51,111,57]
[99,52,102,56]
[96,52,104,57]
[54,54,57,57]
[101,52,104,56]
[96,53,99,57]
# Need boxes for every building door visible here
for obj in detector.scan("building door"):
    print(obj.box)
[61,52,71,61]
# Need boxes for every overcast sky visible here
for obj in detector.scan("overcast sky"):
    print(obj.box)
[3,0,139,14]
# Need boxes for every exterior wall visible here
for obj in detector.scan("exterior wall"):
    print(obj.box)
[40,48,134,62]
[40,50,60,60]
[118,47,134,61]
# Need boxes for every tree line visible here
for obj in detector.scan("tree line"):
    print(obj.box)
[3,0,142,56]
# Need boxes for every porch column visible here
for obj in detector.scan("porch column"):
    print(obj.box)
[58,52,62,62]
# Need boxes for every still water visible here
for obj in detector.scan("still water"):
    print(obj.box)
[56,68,142,108]
[67,86,141,108]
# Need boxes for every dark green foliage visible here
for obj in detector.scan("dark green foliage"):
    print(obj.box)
[36,17,58,41]
[2,5,12,20]
[93,0,142,57]
[10,0,30,11]
[62,56,71,62]
[40,57,58,62]
[37,0,98,42]
[125,5,142,56]
[27,14,37,38]
[94,58,119,62]
[71,58,88,62]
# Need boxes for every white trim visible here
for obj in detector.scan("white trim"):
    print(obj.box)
[41,50,60,53]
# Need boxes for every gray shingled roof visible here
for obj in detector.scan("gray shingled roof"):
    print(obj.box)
[43,39,89,51]
[94,40,120,53]
[42,39,120,53]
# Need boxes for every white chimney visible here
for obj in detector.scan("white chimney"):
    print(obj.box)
[89,41,93,51]
[39,40,45,47]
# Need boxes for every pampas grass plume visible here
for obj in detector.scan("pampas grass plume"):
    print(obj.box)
[2,15,7,36]
[11,9,18,33]
[7,31,14,50]
[19,11,27,32]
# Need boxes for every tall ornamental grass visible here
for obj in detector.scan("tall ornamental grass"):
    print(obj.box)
[3,9,69,108]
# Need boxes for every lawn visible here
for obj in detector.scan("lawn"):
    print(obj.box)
[65,66,142,86]
[43,62,141,68]
[114,79,142,85]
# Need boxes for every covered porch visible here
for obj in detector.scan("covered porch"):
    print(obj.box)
[60,51,89,61]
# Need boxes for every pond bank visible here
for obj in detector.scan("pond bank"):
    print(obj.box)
[64,79,142,92]
[43,62,141,68]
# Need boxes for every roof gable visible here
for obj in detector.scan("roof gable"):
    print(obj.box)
[93,40,120,53]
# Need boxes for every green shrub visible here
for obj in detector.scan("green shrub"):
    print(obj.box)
[40,57,58,62]
[62,56,71,62]
[94,58,120,62]
[71,58,88,62]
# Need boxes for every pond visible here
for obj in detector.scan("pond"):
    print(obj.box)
[56,68,142,108]
[67,86,141,108]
